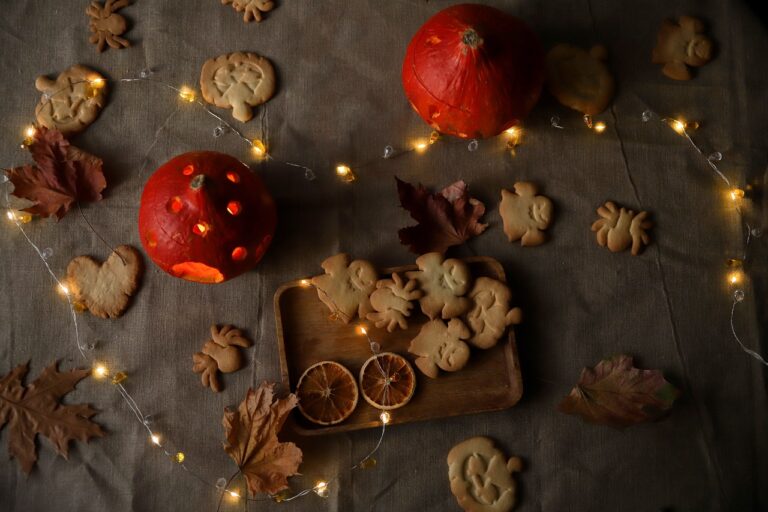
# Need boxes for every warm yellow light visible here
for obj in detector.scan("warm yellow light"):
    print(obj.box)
[356,325,368,336]
[175,452,185,464]
[6,211,14,221]
[24,126,36,138]
[251,139,267,159]
[379,411,391,424]
[89,77,106,89]
[729,188,745,202]
[150,434,161,446]
[728,270,744,286]
[178,86,196,103]
[93,364,109,379]
[226,490,241,502]
[413,139,429,153]
[299,279,311,287]
[670,119,686,135]
[593,122,607,133]
[57,283,70,296]
[505,127,520,137]
[336,164,351,177]
[313,480,329,497]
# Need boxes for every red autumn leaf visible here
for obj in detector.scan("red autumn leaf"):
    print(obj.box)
[558,355,680,428]
[0,361,105,474]
[396,177,488,254]
[222,382,302,496]
[5,125,106,219]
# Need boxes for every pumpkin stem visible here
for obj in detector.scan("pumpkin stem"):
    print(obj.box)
[190,174,206,190]
[462,29,484,49]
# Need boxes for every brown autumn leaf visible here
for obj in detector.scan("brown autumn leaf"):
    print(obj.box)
[558,355,680,428]
[5,125,106,219]
[396,177,488,254]
[222,382,302,496]
[0,361,105,473]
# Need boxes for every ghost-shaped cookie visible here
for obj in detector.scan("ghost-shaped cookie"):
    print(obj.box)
[465,278,522,350]
[406,253,472,320]
[408,318,471,378]
[546,44,615,115]
[311,253,377,323]
[447,437,523,512]
[652,16,714,80]
[499,183,553,247]
[366,273,423,332]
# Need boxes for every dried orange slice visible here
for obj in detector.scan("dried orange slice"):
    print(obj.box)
[359,352,416,410]
[295,361,358,425]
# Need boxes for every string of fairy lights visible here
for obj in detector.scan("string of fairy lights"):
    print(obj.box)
[2,69,767,508]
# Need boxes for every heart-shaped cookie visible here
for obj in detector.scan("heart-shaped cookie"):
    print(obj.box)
[66,245,143,319]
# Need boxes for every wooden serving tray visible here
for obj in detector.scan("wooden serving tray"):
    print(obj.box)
[274,256,523,436]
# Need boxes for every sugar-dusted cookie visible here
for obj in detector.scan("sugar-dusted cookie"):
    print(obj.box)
[652,16,714,80]
[366,273,423,332]
[35,65,108,135]
[311,253,378,323]
[591,201,652,255]
[406,252,472,320]
[86,0,131,53]
[499,183,553,247]
[448,437,524,512]
[408,318,471,378]
[200,52,276,123]
[546,44,615,115]
[66,245,142,319]
[192,325,252,392]
[221,0,274,23]
[465,278,522,350]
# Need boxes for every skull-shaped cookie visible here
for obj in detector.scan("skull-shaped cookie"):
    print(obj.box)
[465,278,522,350]
[546,44,615,115]
[448,437,523,512]
[406,253,472,320]
[366,273,423,332]
[311,253,378,323]
[652,16,714,80]
[200,52,276,123]
[192,325,252,392]
[408,318,471,378]
[35,65,108,135]
[499,183,554,247]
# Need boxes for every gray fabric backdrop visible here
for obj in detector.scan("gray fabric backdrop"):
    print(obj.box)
[1,0,767,511]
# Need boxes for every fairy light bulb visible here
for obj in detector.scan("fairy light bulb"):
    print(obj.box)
[174,452,185,464]
[313,481,329,498]
[6,211,14,221]
[357,325,368,336]
[413,139,429,153]
[729,188,745,202]
[93,363,109,379]
[89,77,106,89]
[670,119,686,135]
[379,411,391,425]
[251,139,267,159]
[335,164,355,183]
[57,283,70,296]
[178,86,196,103]
[727,270,744,286]
[299,279,311,287]
[593,122,607,133]
[150,434,161,446]
[24,126,36,139]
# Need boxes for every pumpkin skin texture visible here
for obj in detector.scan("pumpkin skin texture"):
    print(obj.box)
[402,4,545,139]
[138,151,276,284]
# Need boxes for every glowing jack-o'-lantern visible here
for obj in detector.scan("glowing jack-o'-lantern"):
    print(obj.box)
[138,151,276,283]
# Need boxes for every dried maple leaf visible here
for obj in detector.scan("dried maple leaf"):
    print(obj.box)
[5,125,106,219]
[222,382,302,496]
[0,361,105,473]
[396,177,488,254]
[558,355,680,428]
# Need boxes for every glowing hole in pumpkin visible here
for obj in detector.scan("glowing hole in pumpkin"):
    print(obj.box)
[192,222,210,236]
[167,196,183,213]
[182,165,195,176]
[171,262,225,284]
[231,246,248,261]
[226,201,242,216]
[226,171,240,184]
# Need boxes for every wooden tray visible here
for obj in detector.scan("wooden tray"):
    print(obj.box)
[274,256,523,436]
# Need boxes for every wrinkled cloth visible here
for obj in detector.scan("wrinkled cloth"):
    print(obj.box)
[1,1,767,511]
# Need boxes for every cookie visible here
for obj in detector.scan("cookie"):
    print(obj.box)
[35,65,108,135]
[447,437,523,512]
[465,278,522,350]
[652,16,713,80]
[499,183,553,247]
[66,245,142,319]
[221,0,274,23]
[86,0,131,53]
[408,318,471,378]
[192,325,252,392]
[546,44,615,115]
[311,253,378,323]
[200,52,276,123]
[366,273,423,332]
[406,252,472,320]
[591,201,652,255]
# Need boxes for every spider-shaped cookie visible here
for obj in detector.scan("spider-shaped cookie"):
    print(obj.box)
[591,201,652,255]
[192,325,252,392]
[86,0,131,53]
[366,273,423,332]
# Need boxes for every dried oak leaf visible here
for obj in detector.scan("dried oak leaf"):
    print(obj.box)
[0,361,105,474]
[5,125,106,219]
[396,177,488,254]
[558,355,680,428]
[222,382,302,496]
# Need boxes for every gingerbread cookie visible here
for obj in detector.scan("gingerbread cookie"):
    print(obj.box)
[221,0,274,23]
[35,65,108,135]
[311,253,378,323]
[192,325,252,392]
[86,0,131,53]
[465,278,522,350]
[408,318,471,378]
[66,245,143,319]
[591,201,652,255]
[448,437,523,512]
[406,253,472,320]
[652,16,714,80]
[546,44,615,115]
[200,52,276,123]
[366,273,423,332]
[499,183,553,247]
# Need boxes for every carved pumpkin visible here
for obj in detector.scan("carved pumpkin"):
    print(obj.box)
[138,151,276,283]
[402,4,545,139]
